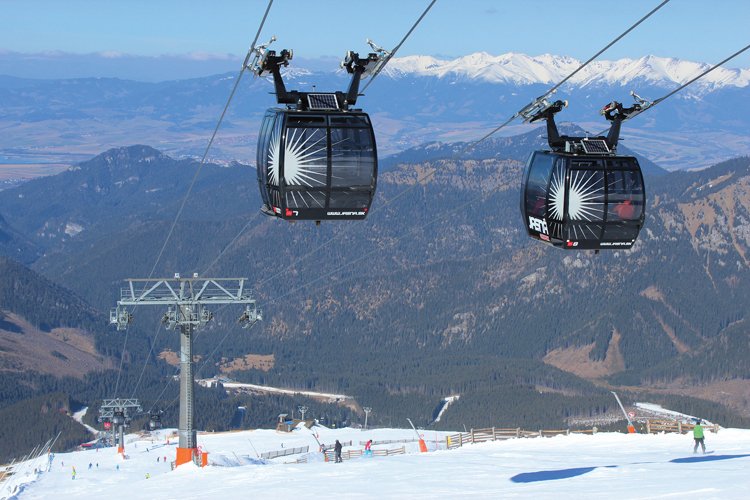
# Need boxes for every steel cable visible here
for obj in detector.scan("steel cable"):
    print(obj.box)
[112,0,274,398]
[472,0,671,146]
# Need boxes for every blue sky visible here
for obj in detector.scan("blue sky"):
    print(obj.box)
[1,0,748,79]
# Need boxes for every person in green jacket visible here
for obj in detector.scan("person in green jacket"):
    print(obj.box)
[693,420,706,453]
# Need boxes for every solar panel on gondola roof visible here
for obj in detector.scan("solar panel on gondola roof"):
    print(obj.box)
[307,93,339,110]
[581,139,610,154]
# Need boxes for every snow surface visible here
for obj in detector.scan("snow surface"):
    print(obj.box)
[432,395,460,424]
[635,403,714,426]
[384,52,750,90]
[5,425,750,499]
[199,378,352,402]
[71,407,99,437]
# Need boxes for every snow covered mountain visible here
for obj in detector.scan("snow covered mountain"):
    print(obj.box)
[385,52,750,90]
[2,52,750,173]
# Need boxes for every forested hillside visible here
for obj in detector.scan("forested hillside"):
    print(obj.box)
[1,141,750,463]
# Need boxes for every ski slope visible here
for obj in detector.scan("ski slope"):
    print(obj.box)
[4,425,750,499]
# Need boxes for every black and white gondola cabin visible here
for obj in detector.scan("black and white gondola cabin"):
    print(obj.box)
[254,48,380,221]
[148,411,162,431]
[520,100,646,250]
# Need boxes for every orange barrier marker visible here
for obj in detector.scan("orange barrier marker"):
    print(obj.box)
[175,447,194,467]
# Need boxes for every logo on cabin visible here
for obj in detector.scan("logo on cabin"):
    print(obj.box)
[327,211,366,216]
[528,216,548,235]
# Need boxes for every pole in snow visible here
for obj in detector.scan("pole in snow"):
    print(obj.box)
[363,407,372,431]
[611,391,636,433]
[407,418,428,452]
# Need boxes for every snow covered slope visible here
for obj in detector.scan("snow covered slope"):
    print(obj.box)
[6,425,750,499]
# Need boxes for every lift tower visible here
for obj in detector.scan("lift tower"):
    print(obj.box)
[98,398,142,455]
[110,274,261,466]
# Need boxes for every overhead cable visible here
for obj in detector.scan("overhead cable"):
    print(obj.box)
[472,0,671,147]
[361,0,437,93]
[112,0,274,398]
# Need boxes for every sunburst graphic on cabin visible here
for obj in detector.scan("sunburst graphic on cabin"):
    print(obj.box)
[549,162,566,221]
[567,170,605,221]
[267,128,327,188]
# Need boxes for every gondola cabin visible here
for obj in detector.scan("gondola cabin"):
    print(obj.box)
[253,44,381,222]
[148,412,162,431]
[256,108,377,220]
[520,99,646,250]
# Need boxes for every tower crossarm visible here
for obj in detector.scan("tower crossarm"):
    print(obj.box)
[117,277,256,306]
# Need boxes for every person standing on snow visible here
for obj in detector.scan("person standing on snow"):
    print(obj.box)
[693,420,706,453]
[334,440,343,463]
[364,439,373,456]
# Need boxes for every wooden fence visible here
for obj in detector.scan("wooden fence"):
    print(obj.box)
[645,419,720,435]
[445,427,597,450]
[261,445,309,460]
[358,438,419,446]
[324,446,406,462]
[320,440,352,451]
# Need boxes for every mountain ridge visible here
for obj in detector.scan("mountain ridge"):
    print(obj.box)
[2,52,749,172]
[384,52,750,90]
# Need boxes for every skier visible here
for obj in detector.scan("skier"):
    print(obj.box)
[334,440,343,463]
[71,466,76,480]
[693,419,706,454]
[88,462,92,470]
[163,456,167,463]
[364,439,373,456]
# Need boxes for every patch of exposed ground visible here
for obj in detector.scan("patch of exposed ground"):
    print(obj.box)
[640,286,665,302]
[158,350,179,366]
[219,353,275,373]
[640,286,702,338]
[657,379,750,419]
[678,199,717,240]
[543,331,625,379]
[0,312,112,378]
[48,327,98,355]
[678,178,750,264]
[158,350,203,366]
[601,379,750,420]
[653,313,691,354]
